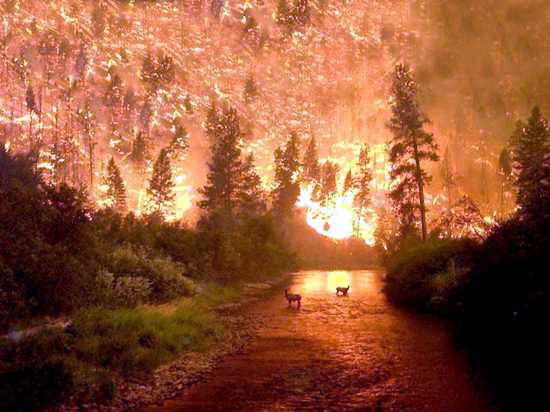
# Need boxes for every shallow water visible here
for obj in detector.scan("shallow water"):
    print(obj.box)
[151,270,490,411]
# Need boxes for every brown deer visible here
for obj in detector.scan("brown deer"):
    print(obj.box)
[285,289,301,308]
[336,285,350,296]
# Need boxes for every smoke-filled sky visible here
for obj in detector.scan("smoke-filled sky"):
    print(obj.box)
[0,0,548,220]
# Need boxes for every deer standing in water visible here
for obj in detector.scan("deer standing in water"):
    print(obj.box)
[336,285,350,296]
[285,289,301,308]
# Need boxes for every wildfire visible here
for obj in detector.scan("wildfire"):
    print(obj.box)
[297,184,377,245]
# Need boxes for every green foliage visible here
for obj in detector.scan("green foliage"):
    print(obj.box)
[102,244,194,303]
[198,214,296,280]
[71,304,223,376]
[383,237,478,308]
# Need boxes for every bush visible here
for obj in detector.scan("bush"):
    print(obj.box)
[71,304,223,376]
[455,217,549,410]
[103,244,194,303]
[383,237,478,309]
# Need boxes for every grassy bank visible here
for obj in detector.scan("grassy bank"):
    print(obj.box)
[0,282,253,411]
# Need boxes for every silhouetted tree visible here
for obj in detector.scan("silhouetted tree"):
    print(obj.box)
[387,64,439,240]
[129,132,148,174]
[238,153,266,217]
[272,132,301,219]
[302,136,320,184]
[199,105,244,224]
[147,148,175,216]
[102,157,127,212]
[511,106,549,220]
[317,160,338,207]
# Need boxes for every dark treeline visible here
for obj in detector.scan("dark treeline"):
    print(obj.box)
[380,63,549,411]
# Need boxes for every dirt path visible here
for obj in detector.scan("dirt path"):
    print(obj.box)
[149,270,491,411]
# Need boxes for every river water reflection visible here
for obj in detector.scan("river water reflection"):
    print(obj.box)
[154,270,489,411]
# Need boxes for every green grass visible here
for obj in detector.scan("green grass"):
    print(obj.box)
[71,301,225,377]
[0,280,250,410]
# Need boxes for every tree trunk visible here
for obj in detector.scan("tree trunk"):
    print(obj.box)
[413,139,427,241]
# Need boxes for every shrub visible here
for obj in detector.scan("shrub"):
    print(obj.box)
[104,244,194,303]
[114,276,152,307]
[71,304,223,376]
[455,217,549,410]
[383,237,478,308]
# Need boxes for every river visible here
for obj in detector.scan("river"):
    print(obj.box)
[150,270,491,411]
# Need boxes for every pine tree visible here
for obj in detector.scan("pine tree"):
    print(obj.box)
[103,157,127,212]
[146,148,175,216]
[354,144,372,213]
[238,153,266,217]
[511,106,550,219]
[272,132,301,219]
[204,101,220,142]
[199,105,244,224]
[386,64,439,240]
[302,136,320,184]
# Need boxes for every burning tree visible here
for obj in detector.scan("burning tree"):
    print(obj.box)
[387,63,439,240]
[434,195,490,241]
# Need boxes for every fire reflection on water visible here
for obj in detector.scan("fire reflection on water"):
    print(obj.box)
[300,271,353,294]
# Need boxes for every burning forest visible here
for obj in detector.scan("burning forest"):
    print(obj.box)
[0,1,549,411]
